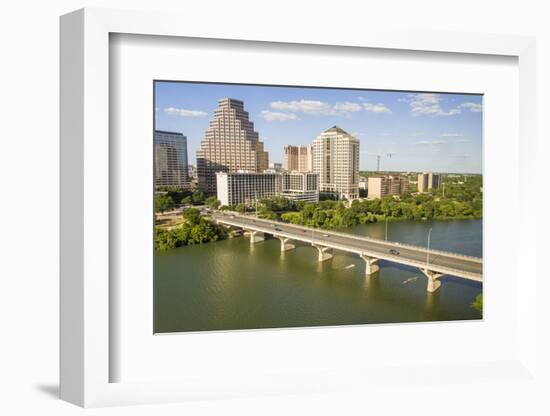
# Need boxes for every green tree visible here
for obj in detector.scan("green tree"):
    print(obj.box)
[182,207,201,225]
[205,196,221,210]
[302,203,316,223]
[181,195,192,205]
[258,206,277,220]
[281,212,302,225]
[235,203,246,213]
[190,221,218,244]
[155,194,173,213]
[472,293,483,315]
[192,190,204,204]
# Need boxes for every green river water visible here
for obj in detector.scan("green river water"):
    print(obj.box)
[155,219,482,333]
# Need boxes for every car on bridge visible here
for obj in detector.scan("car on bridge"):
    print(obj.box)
[389,249,400,255]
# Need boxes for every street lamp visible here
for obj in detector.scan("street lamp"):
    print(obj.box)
[426,227,433,268]
[385,217,389,241]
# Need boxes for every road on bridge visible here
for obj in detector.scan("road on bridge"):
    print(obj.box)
[212,213,483,282]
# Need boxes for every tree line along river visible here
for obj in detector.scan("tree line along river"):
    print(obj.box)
[154,218,482,333]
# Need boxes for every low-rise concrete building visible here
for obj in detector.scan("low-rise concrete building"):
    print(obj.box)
[216,171,319,206]
[280,171,319,203]
[367,175,409,199]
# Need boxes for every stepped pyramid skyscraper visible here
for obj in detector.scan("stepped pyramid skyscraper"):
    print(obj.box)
[197,98,268,194]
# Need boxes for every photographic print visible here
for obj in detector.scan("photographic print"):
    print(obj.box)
[153,81,483,333]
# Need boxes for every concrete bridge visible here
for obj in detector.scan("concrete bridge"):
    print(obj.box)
[213,213,482,292]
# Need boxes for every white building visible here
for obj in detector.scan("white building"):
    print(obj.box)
[268,161,283,172]
[216,172,280,207]
[216,171,319,206]
[313,126,360,200]
[280,171,319,203]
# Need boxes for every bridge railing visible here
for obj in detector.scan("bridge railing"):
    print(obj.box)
[215,214,482,281]
[215,213,482,264]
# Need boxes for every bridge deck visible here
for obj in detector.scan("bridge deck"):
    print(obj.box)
[213,213,483,282]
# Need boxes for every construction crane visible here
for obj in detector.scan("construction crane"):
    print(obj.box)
[373,153,395,171]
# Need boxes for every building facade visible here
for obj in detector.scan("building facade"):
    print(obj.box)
[216,172,280,207]
[197,98,269,194]
[367,176,409,199]
[216,171,320,206]
[418,172,441,193]
[312,126,360,200]
[284,144,313,172]
[280,171,319,203]
[268,161,284,172]
[154,130,190,189]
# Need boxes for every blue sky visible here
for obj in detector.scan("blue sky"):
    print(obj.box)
[155,82,483,173]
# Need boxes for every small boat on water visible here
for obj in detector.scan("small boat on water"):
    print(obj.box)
[402,276,419,285]
[343,264,356,270]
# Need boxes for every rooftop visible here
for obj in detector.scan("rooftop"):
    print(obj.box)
[323,125,353,136]
[154,130,184,137]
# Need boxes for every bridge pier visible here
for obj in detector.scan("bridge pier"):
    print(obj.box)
[275,235,295,252]
[312,244,333,262]
[360,254,380,275]
[246,230,265,245]
[420,269,445,292]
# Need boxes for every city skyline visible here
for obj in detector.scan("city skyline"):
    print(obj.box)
[155,81,483,174]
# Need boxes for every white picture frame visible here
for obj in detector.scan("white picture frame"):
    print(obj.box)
[60,7,538,408]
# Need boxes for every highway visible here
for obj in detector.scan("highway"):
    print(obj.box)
[213,213,483,283]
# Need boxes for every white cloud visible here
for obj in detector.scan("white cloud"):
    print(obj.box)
[269,99,391,117]
[164,107,207,118]
[410,132,425,137]
[408,93,461,117]
[334,101,363,113]
[414,140,447,146]
[459,102,483,112]
[363,103,392,114]
[440,133,464,137]
[270,100,335,115]
[260,110,298,121]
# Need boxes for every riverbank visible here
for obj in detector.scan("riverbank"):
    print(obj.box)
[371,213,482,222]
[155,209,227,251]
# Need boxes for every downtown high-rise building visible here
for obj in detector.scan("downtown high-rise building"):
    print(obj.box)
[197,98,268,194]
[312,126,360,200]
[154,130,190,189]
[418,172,441,193]
[284,144,313,172]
